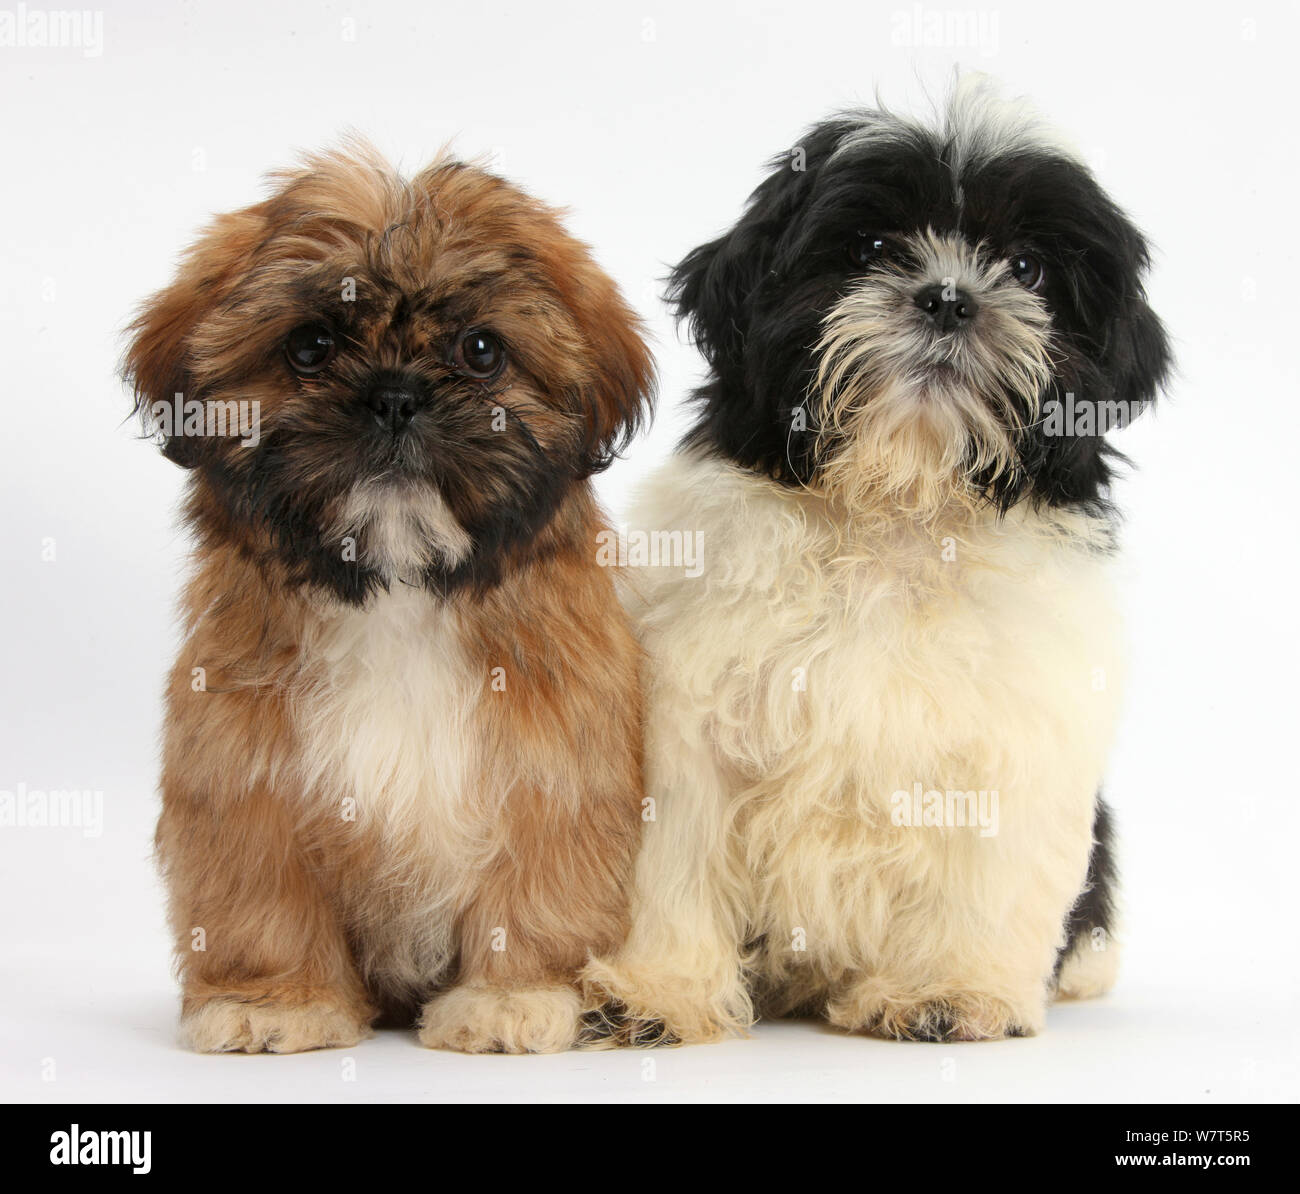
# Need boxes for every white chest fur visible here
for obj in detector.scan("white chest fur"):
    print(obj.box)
[631,453,1123,780]
[292,587,486,855]
[287,586,493,994]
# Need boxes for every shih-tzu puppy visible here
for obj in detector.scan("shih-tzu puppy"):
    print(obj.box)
[584,80,1170,1043]
[125,144,654,1053]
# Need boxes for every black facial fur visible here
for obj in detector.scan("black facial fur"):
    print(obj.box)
[670,105,1171,511]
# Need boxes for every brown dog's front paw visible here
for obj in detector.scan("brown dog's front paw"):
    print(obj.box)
[180,994,372,1054]
[417,984,582,1054]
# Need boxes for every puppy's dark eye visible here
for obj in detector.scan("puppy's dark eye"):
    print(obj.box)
[848,231,886,268]
[455,330,506,380]
[285,323,336,374]
[1009,253,1046,292]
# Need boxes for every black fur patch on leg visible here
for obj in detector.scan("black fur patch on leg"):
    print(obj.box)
[1055,795,1118,976]
[578,1000,679,1049]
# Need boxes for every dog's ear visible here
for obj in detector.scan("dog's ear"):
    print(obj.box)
[668,217,771,385]
[667,135,841,483]
[665,200,785,387]
[1089,212,1171,418]
[667,133,833,387]
[1029,228,1171,508]
[123,208,266,468]
[548,248,656,475]
[1103,290,1171,416]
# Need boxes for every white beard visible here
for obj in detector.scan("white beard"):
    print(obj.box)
[328,480,471,583]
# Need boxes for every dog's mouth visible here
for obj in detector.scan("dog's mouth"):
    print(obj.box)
[912,360,962,389]
[356,426,444,487]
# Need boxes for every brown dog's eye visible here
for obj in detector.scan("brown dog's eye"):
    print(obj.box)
[285,323,336,374]
[455,331,506,380]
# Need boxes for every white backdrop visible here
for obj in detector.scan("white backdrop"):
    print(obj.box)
[1,0,1296,1103]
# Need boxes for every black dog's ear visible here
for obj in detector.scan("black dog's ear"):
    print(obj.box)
[1090,212,1171,417]
[668,126,849,482]
[668,119,856,389]
[667,134,831,377]
[1026,228,1172,510]
[1103,291,1171,415]
[667,223,768,379]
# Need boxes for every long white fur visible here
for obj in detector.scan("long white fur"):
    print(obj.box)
[293,583,490,997]
[585,452,1123,1040]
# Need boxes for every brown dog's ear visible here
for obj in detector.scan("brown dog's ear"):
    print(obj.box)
[123,208,266,468]
[547,249,656,476]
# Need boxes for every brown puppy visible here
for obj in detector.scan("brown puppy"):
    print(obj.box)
[125,144,654,1054]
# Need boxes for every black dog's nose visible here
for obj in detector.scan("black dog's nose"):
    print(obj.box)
[364,383,420,433]
[913,284,979,333]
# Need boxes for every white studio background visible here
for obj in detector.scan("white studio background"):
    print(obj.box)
[1,0,1296,1103]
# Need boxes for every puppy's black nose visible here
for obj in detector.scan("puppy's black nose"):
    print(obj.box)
[364,383,420,434]
[913,284,979,333]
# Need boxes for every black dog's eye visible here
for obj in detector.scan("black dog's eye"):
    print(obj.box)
[285,323,336,374]
[455,330,506,379]
[1009,252,1046,292]
[848,231,887,268]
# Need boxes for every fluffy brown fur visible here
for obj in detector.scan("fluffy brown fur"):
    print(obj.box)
[125,143,654,1054]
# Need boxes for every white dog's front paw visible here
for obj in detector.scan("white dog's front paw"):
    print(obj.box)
[580,956,751,1046]
[417,984,582,1054]
[828,980,1042,1042]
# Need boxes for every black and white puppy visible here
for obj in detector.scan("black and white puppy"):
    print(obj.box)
[585,80,1170,1043]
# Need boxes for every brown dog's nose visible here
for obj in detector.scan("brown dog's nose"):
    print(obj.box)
[364,383,420,434]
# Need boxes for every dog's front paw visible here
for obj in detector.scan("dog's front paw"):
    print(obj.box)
[580,997,682,1048]
[417,984,582,1054]
[580,957,749,1047]
[828,983,1039,1042]
[180,994,372,1054]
